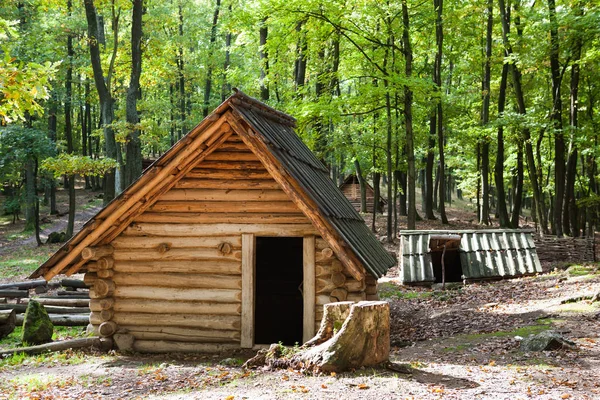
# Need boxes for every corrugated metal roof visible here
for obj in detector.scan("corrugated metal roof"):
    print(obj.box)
[399,230,542,284]
[232,97,396,278]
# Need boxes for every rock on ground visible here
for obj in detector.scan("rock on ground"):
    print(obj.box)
[22,300,54,345]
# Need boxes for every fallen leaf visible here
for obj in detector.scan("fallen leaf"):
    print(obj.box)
[561,395,571,399]
[358,383,369,390]
[321,384,328,389]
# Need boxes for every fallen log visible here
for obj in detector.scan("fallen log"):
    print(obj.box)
[0,304,90,314]
[0,337,112,357]
[60,279,88,289]
[243,301,390,373]
[0,280,48,290]
[0,309,16,339]
[39,293,90,299]
[23,298,89,307]
[56,291,89,298]
[15,314,90,327]
[0,290,28,299]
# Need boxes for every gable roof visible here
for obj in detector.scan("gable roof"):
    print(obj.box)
[339,174,388,204]
[30,90,395,281]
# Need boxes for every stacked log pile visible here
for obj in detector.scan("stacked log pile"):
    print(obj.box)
[0,279,90,328]
[534,235,595,266]
[314,238,378,325]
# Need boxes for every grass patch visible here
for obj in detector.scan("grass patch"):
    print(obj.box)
[379,282,433,300]
[0,244,61,279]
[0,348,91,371]
[455,319,554,342]
[442,343,472,352]
[1,373,80,396]
[553,301,600,313]
[566,264,599,277]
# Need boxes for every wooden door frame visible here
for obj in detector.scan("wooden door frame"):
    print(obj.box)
[240,234,316,348]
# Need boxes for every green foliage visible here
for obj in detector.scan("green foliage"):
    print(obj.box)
[40,154,118,178]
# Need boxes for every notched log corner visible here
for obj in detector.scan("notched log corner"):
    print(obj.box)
[243,301,390,373]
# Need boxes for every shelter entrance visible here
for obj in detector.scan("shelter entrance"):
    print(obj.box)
[429,235,463,283]
[254,237,304,345]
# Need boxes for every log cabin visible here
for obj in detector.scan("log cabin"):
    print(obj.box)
[30,90,396,353]
[339,174,387,214]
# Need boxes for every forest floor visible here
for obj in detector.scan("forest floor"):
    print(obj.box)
[1,188,599,399]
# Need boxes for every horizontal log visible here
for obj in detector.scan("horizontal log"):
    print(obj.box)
[97,257,114,270]
[365,283,378,295]
[93,279,115,298]
[160,189,289,202]
[111,313,241,330]
[134,212,309,224]
[109,299,241,315]
[133,340,239,353]
[81,245,114,261]
[0,304,89,314]
[39,293,89,299]
[124,326,240,343]
[22,298,89,307]
[315,238,328,249]
[15,314,90,326]
[0,280,48,290]
[0,290,28,298]
[175,178,281,190]
[204,151,259,162]
[366,294,380,301]
[114,286,242,303]
[113,248,242,262]
[123,223,319,237]
[185,169,272,180]
[113,260,241,275]
[112,273,242,290]
[315,278,364,294]
[215,141,250,152]
[99,321,117,337]
[347,292,367,302]
[83,273,97,287]
[0,337,104,357]
[60,279,88,289]
[89,298,115,311]
[331,272,347,287]
[194,161,266,170]
[112,235,242,250]
[149,200,299,214]
[315,264,343,278]
[97,270,114,279]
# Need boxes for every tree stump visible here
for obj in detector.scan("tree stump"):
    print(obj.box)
[243,301,390,373]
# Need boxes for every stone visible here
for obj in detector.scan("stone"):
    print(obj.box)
[22,300,54,345]
[0,309,16,339]
[113,333,135,352]
[46,231,66,244]
[520,330,576,352]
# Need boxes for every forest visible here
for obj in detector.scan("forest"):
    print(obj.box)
[1,0,599,242]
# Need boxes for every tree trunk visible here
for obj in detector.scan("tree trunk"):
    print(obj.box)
[548,0,565,237]
[177,4,186,139]
[0,337,108,357]
[372,172,381,232]
[425,113,436,219]
[124,0,144,188]
[46,92,58,214]
[498,0,547,234]
[403,0,417,230]
[259,18,269,101]
[495,59,511,227]
[202,0,221,117]
[84,0,120,203]
[480,0,493,225]
[434,0,448,224]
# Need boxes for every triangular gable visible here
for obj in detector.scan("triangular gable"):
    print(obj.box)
[31,91,395,281]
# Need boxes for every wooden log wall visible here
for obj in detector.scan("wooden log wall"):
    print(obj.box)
[313,238,376,325]
[340,183,378,213]
[93,134,320,351]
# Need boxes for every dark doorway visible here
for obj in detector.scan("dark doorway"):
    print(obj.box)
[429,237,463,283]
[254,237,304,345]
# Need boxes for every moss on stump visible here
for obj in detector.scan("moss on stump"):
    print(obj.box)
[22,300,54,345]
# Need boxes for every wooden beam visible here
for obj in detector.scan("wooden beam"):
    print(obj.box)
[113,260,241,275]
[175,178,281,190]
[42,115,232,281]
[112,248,242,262]
[112,272,242,290]
[122,223,319,237]
[134,212,309,225]
[111,235,242,249]
[241,233,255,348]
[113,286,242,303]
[303,236,316,343]
[159,189,289,202]
[225,112,365,281]
[81,245,114,261]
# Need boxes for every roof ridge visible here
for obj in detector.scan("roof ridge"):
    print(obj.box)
[231,88,297,128]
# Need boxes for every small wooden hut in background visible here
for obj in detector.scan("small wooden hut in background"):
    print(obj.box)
[30,90,396,353]
[339,174,386,214]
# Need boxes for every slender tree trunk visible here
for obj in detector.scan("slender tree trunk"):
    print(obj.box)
[498,0,547,234]
[402,0,417,230]
[479,0,493,225]
[511,144,524,227]
[64,0,76,238]
[46,92,58,214]
[434,0,448,224]
[372,172,381,232]
[564,16,582,237]
[496,54,511,227]
[177,4,186,139]
[294,20,307,91]
[548,0,565,237]
[425,114,436,219]
[202,0,221,117]
[259,18,269,101]
[84,0,121,204]
[124,0,144,187]
[221,4,232,100]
